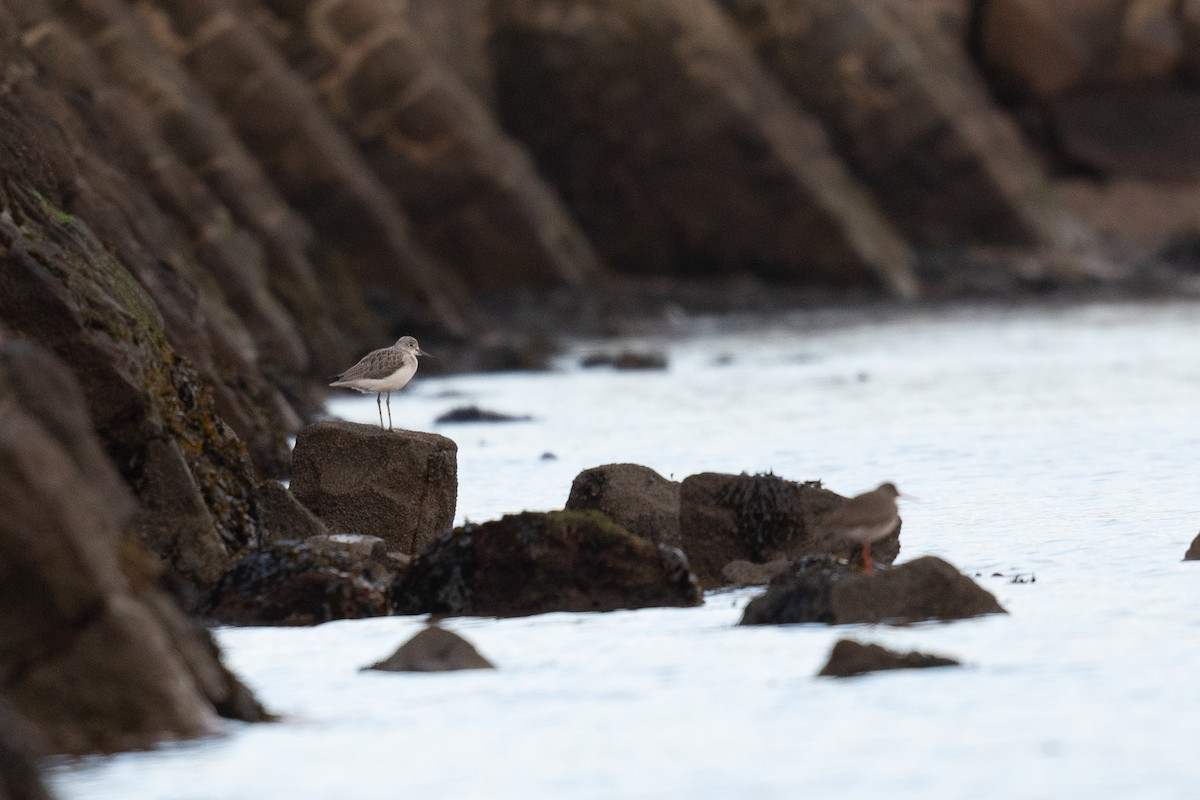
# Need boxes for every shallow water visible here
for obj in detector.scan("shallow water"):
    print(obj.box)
[51,301,1200,799]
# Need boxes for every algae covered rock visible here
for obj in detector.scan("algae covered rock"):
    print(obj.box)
[739,555,1005,626]
[394,510,702,617]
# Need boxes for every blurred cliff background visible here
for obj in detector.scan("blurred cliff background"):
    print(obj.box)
[2,0,1200,773]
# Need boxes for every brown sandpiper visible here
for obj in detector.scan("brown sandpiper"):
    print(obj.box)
[821,482,901,575]
[329,336,430,430]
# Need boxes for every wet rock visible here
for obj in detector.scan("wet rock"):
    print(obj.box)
[393,511,702,617]
[1185,531,1200,560]
[566,464,681,547]
[256,480,328,544]
[0,337,267,755]
[435,406,532,424]
[739,555,1006,626]
[679,473,899,587]
[204,539,395,626]
[490,0,918,297]
[290,420,458,554]
[721,0,1083,254]
[580,351,668,370]
[364,625,495,672]
[720,559,792,587]
[0,702,53,800]
[817,639,961,678]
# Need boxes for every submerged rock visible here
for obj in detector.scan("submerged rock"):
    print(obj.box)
[290,421,458,554]
[817,639,961,678]
[1185,531,1200,561]
[435,405,532,423]
[365,626,495,672]
[566,463,681,547]
[580,351,668,370]
[393,510,702,617]
[0,337,267,755]
[680,473,899,586]
[739,555,1005,626]
[204,539,396,626]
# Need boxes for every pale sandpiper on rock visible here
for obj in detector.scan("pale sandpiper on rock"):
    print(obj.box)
[330,336,430,430]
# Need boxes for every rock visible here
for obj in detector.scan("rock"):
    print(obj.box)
[1048,89,1200,181]
[0,336,267,755]
[364,626,495,672]
[435,406,532,423]
[739,555,1006,626]
[565,464,681,547]
[978,0,1120,100]
[1117,0,1184,83]
[679,473,899,586]
[0,702,53,800]
[580,351,668,370]
[490,0,918,298]
[720,0,1084,254]
[256,480,328,543]
[204,539,395,626]
[393,511,702,617]
[1185,531,1200,560]
[290,421,458,554]
[720,559,792,587]
[817,639,960,678]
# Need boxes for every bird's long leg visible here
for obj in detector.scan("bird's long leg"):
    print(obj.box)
[386,392,393,430]
[376,393,384,429]
[863,541,873,576]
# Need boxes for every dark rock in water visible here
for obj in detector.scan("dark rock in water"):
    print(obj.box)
[739,555,1006,626]
[720,558,792,587]
[365,626,495,672]
[580,351,668,370]
[393,510,702,617]
[1185,531,1200,561]
[817,639,961,678]
[205,539,396,626]
[290,421,458,554]
[0,701,53,800]
[256,480,328,543]
[679,473,899,587]
[566,463,681,547]
[0,337,267,755]
[435,405,532,423]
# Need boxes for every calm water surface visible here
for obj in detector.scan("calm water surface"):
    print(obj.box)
[51,301,1200,799]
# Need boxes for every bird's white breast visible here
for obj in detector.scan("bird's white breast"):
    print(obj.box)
[346,361,417,392]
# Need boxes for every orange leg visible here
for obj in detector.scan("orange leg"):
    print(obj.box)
[863,541,873,575]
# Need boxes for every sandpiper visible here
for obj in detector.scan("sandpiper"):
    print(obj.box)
[821,482,901,576]
[329,336,430,430]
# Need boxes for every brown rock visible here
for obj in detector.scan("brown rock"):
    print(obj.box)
[978,0,1125,99]
[489,0,918,298]
[1185,531,1200,560]
[1048,89,1200,181]
[565,464,681,546]
[290,420,458,554]
[720,559,792,587]
[1117,0,1184,83]
[720,0,1083,254]
[393,511,702,617]
[739,555,1006,626]
[204,538,395,626]
[365,625,495,672]
[0,702,54,800]
[679,473,898,587]
[817,638,960,678]
[256,480,329,543]
[0,337,267,755]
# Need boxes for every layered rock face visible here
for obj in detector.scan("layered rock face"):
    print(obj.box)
[0,336,266,755]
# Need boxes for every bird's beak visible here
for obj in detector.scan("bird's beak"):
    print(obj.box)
[417,348,433,358]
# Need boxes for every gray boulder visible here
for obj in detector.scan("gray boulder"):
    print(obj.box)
[566,463,681,546]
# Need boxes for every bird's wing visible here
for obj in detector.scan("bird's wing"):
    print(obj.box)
[332,348,408,383]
